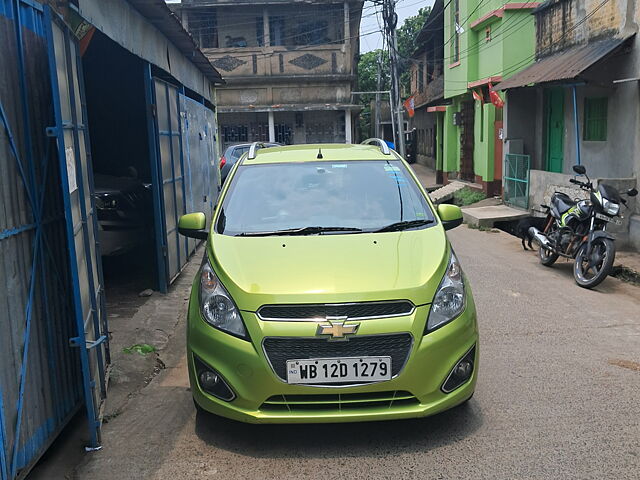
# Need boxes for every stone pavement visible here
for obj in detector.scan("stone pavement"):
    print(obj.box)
[409,163,438,190]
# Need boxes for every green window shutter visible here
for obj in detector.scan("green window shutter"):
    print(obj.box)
[583,97,608,141]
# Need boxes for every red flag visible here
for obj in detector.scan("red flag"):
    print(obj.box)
[488,82,504,108]
[403,96,415,117]
[472,89,483,103]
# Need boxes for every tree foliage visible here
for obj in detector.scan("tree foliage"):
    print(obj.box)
[356,49,390,140]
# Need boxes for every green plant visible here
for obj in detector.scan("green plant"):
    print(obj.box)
[123,343,157,356]
[453,188,486,207]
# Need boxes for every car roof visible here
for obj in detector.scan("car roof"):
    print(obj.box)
[241,143,401,165]
[227,143,278,150]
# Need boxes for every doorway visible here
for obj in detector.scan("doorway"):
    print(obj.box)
[545,88,564,173]
[459,101,475,181]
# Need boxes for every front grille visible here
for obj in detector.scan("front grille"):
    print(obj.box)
[263,333,413,382]
[260,390,419,412]
[258,301,414,321]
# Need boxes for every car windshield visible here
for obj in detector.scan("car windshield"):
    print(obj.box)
[216,160,435,236]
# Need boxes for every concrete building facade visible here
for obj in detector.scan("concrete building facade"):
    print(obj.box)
[442,0,539,194]
[498,0,640,249]
[172,0,363,148]
[408,0,445,176]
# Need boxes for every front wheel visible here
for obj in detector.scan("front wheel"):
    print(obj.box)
[573,238,615,289]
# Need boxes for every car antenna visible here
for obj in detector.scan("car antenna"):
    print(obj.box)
[317,148,323,159]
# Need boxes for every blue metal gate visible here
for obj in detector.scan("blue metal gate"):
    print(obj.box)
[43,5,108,449]
[145,68,215,292]
[179,94,219,256]
[1,2,107,478]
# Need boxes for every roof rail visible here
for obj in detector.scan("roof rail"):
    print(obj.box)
[361,138,391,155]
[247,142,266,160]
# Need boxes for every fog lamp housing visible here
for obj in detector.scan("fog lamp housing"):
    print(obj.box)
[194,355,235,402]
[442,345,476,393]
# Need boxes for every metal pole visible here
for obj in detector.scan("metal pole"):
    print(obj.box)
[391,26,406,157]
[384,0,405,157]
[572,85,581,165]
[376,52,382,138]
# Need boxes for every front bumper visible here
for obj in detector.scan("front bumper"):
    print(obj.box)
[188,287,478,424]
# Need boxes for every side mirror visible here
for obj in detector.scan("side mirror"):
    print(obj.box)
[178,212,208,240]
[572,165,586,175]
[627,188,638,197]
[437,204,463,231]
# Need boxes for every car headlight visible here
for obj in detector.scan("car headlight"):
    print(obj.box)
[601,197,620,216]
[199,259,247,339]
[426,250,465,333]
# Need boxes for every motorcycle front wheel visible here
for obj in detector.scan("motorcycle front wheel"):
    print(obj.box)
[573,238,615,289]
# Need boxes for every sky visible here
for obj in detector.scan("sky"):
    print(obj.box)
[359,0,435,53]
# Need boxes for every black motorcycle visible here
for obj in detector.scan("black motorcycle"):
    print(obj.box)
[529,165,638,289]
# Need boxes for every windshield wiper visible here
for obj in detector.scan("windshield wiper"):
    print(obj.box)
[373,219,434,233]
[236,226,363,237]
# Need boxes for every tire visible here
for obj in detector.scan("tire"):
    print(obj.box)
[193,397,206,414]
[539,245,559,266]
[573,238,615,289]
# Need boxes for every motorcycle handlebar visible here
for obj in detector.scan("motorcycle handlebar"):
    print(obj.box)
[570,178,591,189]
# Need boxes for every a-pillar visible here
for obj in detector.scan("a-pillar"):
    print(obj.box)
[268,110,275,142]
[345,110,352,143]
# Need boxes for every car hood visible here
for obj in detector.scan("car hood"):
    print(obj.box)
[208,227,450,311]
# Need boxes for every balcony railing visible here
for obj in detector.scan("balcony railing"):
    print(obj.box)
[201,44,350,77]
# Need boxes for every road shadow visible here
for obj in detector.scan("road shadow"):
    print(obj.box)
[194,400,483,459]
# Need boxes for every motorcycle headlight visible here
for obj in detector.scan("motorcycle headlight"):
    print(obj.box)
[199,259,247,339]
[602,197,620,216]
[426,250,466,333]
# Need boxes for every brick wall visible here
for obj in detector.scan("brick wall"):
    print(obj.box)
[536,0,625,57]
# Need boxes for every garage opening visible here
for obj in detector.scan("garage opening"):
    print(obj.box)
[81,30,157,300]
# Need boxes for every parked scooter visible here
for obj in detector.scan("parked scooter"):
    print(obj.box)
[529,165,638,288]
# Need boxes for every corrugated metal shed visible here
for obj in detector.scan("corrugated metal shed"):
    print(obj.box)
[126,0,223,85]
[497,36,633,90]
[77,0,223,101]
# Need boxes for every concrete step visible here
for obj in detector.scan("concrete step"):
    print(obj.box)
[461,204,529,227]
[429,181,468,203]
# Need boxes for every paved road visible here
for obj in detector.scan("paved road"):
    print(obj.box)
[75,227,640,480]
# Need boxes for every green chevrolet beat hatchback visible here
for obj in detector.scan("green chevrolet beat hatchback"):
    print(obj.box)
[178,140,478,424]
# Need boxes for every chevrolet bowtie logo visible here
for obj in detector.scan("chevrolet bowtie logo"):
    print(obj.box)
[316,317,359,341]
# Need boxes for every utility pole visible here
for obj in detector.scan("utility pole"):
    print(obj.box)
[382,0,405,158]
[375,51,382,138]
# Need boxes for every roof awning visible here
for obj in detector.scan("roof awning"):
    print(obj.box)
[496,36,633,90]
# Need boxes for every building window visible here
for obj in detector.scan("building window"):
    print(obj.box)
[222,125,248,143]
[190,9,218,48]
[451,0,460,62]
[418,62,425,92]
[256,16,264,46]
[583,97,608,141]
[269,16,285,46]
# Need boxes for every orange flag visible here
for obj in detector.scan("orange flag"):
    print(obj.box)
[488,83,504,108]
[403,96,415,117]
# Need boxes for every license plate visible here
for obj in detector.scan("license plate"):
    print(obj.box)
[595,213,622,225]
[286,357,392,384]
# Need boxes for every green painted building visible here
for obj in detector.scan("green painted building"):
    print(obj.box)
[439,0,538,194]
